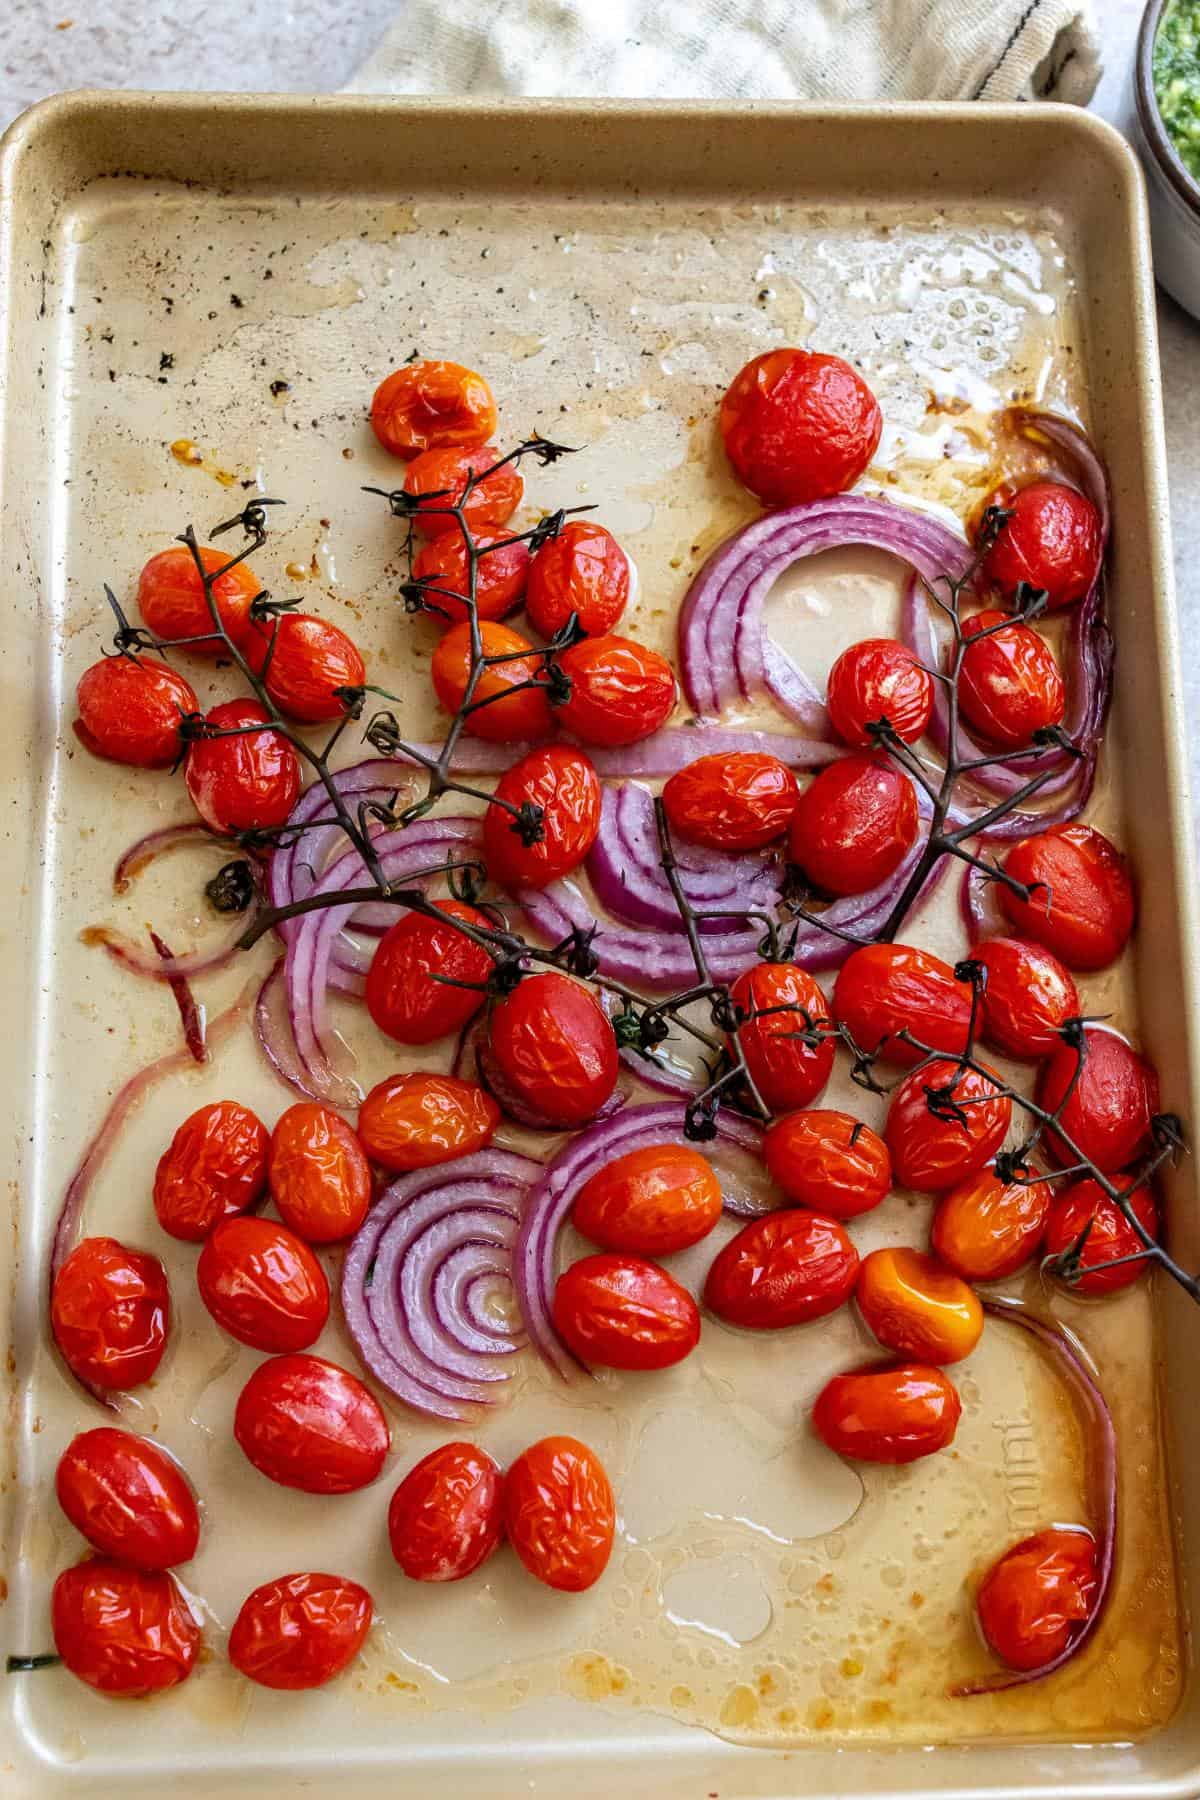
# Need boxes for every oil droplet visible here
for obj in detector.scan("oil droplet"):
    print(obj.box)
[285,562,309,581]
[562,1653,630,1701]
[171,438,203,466]
[719,1684,759,1728]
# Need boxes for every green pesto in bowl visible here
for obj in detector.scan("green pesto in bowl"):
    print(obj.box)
[1155,0,1200,182]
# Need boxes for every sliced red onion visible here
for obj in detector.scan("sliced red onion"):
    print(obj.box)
[386,727,844,780]
[587,782,782,935]
[100,825,261,982]
[114,821,224,893]
[268,760,414,939]
[1007,406,1111,544]
[149,930,207,1064]
[255,959,326,1100]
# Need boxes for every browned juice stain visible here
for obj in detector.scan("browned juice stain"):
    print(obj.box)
[169,438,239,487]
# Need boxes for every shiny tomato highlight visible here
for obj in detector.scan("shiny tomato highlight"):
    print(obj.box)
[484,744,601,889]
[572,1143,724,1255]
[52,1558,200,1696]
[976,1527,1099,1670]
[553,1253,700,1370]
[183,699,301,834]
[999,822,1135,971]
[855,1247,983,1364]
[229,1571,373,1689]
[366,899,494,1045]
[431,618,553,743]
[74,654,199,769]
[137,544,260,653]
[370,359,496,459]
[357,1072,500,1172]
[486,972,618,1128]
[412,530,530,626]
[1036,1027,1159,1171]
[662,751,799,852]
[51,1236,169,1393]
[197,1216,329,1352]
[789,755,918,897]
[832,942,972,1066]
[825,637,933,748]
[504,1436,615,1593]
[885,1058,1012,1193]
[730,961,835,1113]
[980,480,1102,613]
[1043,1179,1158,1294]
[763,1109,891,1218]
[556,634,677,747]
[153,1099,269,1242]
[267,1101,372,1243]
[55,1428,200,1569]
[812,1363,962,1464]
[931,1166,1053,1283]
[958,610,1066,749]
[720,348,882,506]
[971,935,1079,1060]
[403,444,522,537]
[388,1442,505,1582]
[246,612,366,722]
[234,1354,390,1494]
[703,1209,859,1330]
[525,521,630,638]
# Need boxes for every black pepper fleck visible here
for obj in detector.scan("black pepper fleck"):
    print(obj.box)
[230,294,244,309]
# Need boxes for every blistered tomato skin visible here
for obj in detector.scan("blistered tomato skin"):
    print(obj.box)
[52,1559,200,1696]
[51,1237,170,1392]
[55,1429,200,1569]
[825,638,934,748]
[412,531,530,626]
[553,1254,701,1371]
[662,752,799,852]
[137,544,261,652]
[366,900,495,1046]
[388,1442,505,1582]
[720,349,882,506]
[763,1110,891,1218]
[486,973,618,1129]
[525,521,631,639]
[234,1354,390,1494]
[484,745,602,890]
[976,1528,1099,1670]
[556,635,677,747]
[932,1168,1053,1283]
[403,444,522,537]
[980,480,1102,612]
[370,360,496,459]
[812,1364,962,1464]
[1043,1180,1158,1294]
[572,1144,724,1254]
[358,1072,500,1172]
[246,613,366,722]
[704,1210,859,1330]
[1000,823,1135,971]
[790,756,918,897]
[730,962,835,1113]
[832,943,972,1066]
[153,1100,269,1242]
[504,1436,615,1593]
[855,1248,983,1364]
[971,936,1079,1060]
[885,1059,1012,1194]
[197,1217,329,1353]
[229,1572,373,1690]
[74,655,199,769]
[1036,1028,1160,1172]
[431,618,554,743]
[958,610,1066,749]
[184,700,301,834]
[267,1102,372,1243]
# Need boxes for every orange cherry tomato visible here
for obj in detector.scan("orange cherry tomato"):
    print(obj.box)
[553,1253,700,1371]
[826,638,933,748]
[137,544,261,653]
[388,1441,505,1582]
[431,618,553,743]
[855,1247,983,1364]
[234,1353,390,1494]
[704,1209,859,1330]
[763,1109,891,1218]
[370,359,496,460]
[662,751,799,852]
[980,480,1102,612]
[484,744,601,890]
[1036,1027,1159,1172]
[366,899,494,1045]
[832,942,972,1066]
[1000,823,1135,971]
[958,610,1066,749]
[812,1363,962,1464]
[403,444,522,537]
[412,530,530,626]
[971,935,1079,1060]
[184,699,301,834]
[720,348,882,506]
[51,1237,169,1392]
[197,1216,329,1352]
[976,1527,1099,1669]
[931,1166,1053,1282]
[358,1072,500,1172]
[525,521,630,638]
[1043,1179,1158,1294]
[790,755,918,897]
[572,1143,723,1254]
[267,1101,372,1243]
[229,1571,373,1689]
[556,634,677,747]
[245,613,366,723]
[52,1558,200,1696]
[885,1058,1012,1193]
[55,1428,200,1569]
[730,962,835,1112]
[486,972,618,1128]
[153,1099,269,1243]
[74,654,199,769]
[504,1435,615,1592]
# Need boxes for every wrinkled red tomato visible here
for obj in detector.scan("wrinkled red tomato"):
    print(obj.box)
[431,618,553,743]
[704,1209,859,1329]
[268,1101,372,1243]
[932,1166,1053,1283]
[504,1436,615,1592]
[958,610,1066,749]
[234,1353,390,1494]
[55,1428,200,1569]
[789,755,918,896]
[370,359,496,459]
[763,1109,891,1218]
[153,1099,269,1242]
[970,935,1079,1060]
[719,348,882,506]
[976,1528,1099,1669]
[366,899,493,1047]
[885,1058,1012,1193]
[388,1442,505,1582]
[486,972,618,1128]
[197,1216,329,1352]
[229,1571,373,1690]
[52,1558,200,1696]
[1036,1027,1159,1171]
[483,744,601,889]
[812,1363,962,1464]
[980,480,1102,612]
[246,612,366,722]
[662,751,799,852]
[553,1253,700,1370]
[403,444,522,537]
[1000,822,1135,971]
[51,1237,169,1392]
[74,654,199,769]
[730,962,835,1113]
[825,637,934,748]
[184,699,301,833]
[556,634,677,747]
[832,943,972,1066]
[525,521,631,639]
[412,529,530,626]
[856,1247,983,1364]
[137,544,260,652]
[358,1072,500,1171]
[572,1143,723,1254]
[1043,1179,1158,1294]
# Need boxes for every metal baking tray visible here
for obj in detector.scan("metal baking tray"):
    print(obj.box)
[1,92,1198,1798]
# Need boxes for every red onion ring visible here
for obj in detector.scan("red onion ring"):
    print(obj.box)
[149,929,207,1064]
[255,959,325,1100]
[98,825,262,983]
[386,727,845,780]
[587,782,782,935]
[114,821,223,892]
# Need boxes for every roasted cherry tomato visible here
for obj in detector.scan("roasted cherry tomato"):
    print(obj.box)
[719,348,882,506]
[812,1363,962,1464]
[553,1253,700,1370]
[976,1527,1099,1670]
[366,899,494,1045]
[790,755,918,897]
[51,1237,169,1393]
[762,1109,891,1218]
[403,444,522,538]
[832,943,972,1066]
[730,962,835,1113]
[229,1571,373,1690]
[1043,1179,1158,1295]
[153,1099,269,1242]
[856,1248,983,1364]
[958,610,1066,748]
[504,1435,615,1593]
[704,1209,859,1330]
[1036,1027,1160,1171]
[183,699,301,834]
[431,618,554,743]
[484,744,601,890]
[74,654,199,769]
[826,638,933,748]
[52,1559,200,1696]
[662,752,799,852]
[525,521,630,639]
[234,1353,389,1494]
[412,530,530,626]
[137,544,261,652]
[267,1101,372,1243]
[486,972,618,1128]
[971,935,1079,1060]
[1000,823,1135,971]
[980,480,1102,612]
[556,634,676,747]
[55,1428,200,1569]
[370,359,496,459]
[885,1058,1012,1193]
[388,1442,505,1582]
[572,1143,723,1255]
[358,1072,500,1172]
[931,1166,1053,1283]
[197,1217,329,1352]
[245,613,366,722]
